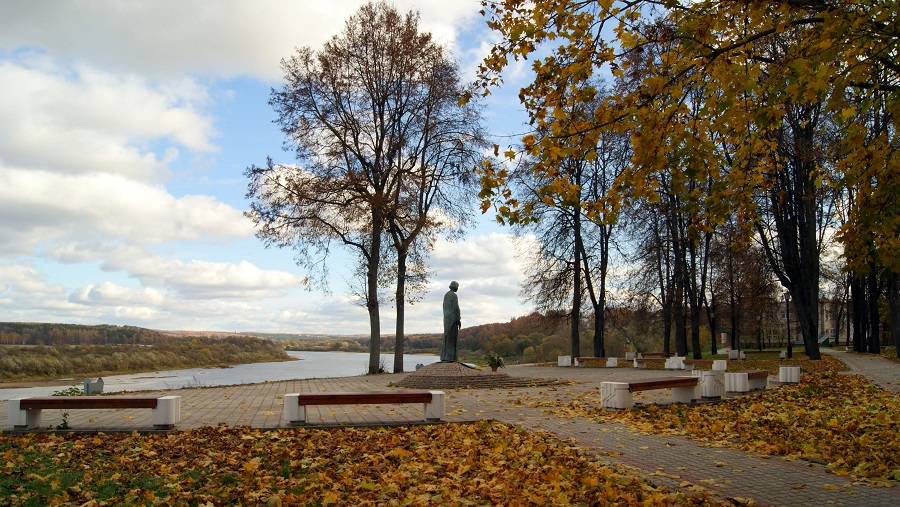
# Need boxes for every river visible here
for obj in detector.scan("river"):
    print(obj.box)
[0,351,441,401]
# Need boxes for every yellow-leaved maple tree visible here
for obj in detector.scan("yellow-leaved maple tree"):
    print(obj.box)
[471,0,899,357]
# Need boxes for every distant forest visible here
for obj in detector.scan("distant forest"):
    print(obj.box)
[281,309,679,364]
[0,323,292,381]
[1,322,182,346]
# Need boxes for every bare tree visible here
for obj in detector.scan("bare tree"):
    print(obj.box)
[245,2,482,374]
[383,60,487,372]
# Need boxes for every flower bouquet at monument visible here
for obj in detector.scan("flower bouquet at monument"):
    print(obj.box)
[485,351,505,372]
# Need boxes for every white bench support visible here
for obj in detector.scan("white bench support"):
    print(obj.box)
[150,396,182,430]
[779,366,801,383]
[423,391,445,421]
[558,355,571,367]
[725,373,749,393]
[665,356,686,370]
[7,399,40,430]
[724,374,765,392]
[691,370,725,399]
[606,357,618,368]
[601,382,634,409]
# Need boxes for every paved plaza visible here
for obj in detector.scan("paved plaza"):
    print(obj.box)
[3,350,899,506]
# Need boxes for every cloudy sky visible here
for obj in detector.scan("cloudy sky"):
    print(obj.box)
[0,0,539,335]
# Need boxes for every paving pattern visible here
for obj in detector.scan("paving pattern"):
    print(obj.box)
[3,351,899,506]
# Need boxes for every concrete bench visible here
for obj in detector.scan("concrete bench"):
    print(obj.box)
[725,369,769,392]
[575,357,618,368]
[743,350,786,359]
[601,376,699,409]
[8,396,181,430]
[283,390,445,425]
[682,359,728,371]
[682,359,712,371]
[633,358,667,368]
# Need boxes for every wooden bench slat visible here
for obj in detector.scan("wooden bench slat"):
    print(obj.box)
[634,358,666,362]
[294,391,433,405]
[683,359,713,364]
[627,377,698,392]
[19,396,160,410]
[641,352,675,358]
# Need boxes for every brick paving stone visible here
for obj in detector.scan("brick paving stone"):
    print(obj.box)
[3,355,899,505]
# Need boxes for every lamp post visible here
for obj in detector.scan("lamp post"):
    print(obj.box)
[784,291,793,359]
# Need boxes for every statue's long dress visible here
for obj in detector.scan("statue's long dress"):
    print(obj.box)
[441,290,460,361]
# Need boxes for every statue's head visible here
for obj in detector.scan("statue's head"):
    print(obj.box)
[449,281,459,291]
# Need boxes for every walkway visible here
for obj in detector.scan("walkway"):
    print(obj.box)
[822,347,900,392]
[3,354,899,506]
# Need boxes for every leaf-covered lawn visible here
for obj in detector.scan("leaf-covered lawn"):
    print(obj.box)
[584,373,900,484]
[1,420,726,506]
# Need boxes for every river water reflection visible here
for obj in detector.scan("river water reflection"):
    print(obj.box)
[0,351,440,400]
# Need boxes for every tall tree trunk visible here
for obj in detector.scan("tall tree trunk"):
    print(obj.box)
[705,293,718,355]
[366,215,383,375]
[850,273,867,352]
[582,220,609,358]
[571,206,582,359]
[688,244,702,359]
[867,267,882,354]
[595,252,607,358]
[393,249,408,373]
[673,252,688,357]
[655,221,673,354]
[888,272,900,358]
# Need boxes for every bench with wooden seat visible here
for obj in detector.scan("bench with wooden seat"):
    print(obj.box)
[575,357,618,368]
[724,369,769,392]
[282,390,446,425]
[633,357,667,368]
[683,359,728,371]
[8,396,181,430]
[639,352,675,358]
[601,376,699,409]
[682,359,712,370]
[743,350,785,359]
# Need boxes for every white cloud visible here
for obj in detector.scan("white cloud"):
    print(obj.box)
[0,0,482,81]
[46,243,308,300]
[0,59,215,179]
[69,282,166,307]
[0,168,252,251]
[127,258,307,299]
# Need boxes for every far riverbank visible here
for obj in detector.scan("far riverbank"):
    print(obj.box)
[0,351,441,400]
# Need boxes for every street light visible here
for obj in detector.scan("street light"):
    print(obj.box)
[784,291,793,359]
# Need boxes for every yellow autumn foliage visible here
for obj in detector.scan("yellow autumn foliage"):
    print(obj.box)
[0,420,732,506]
